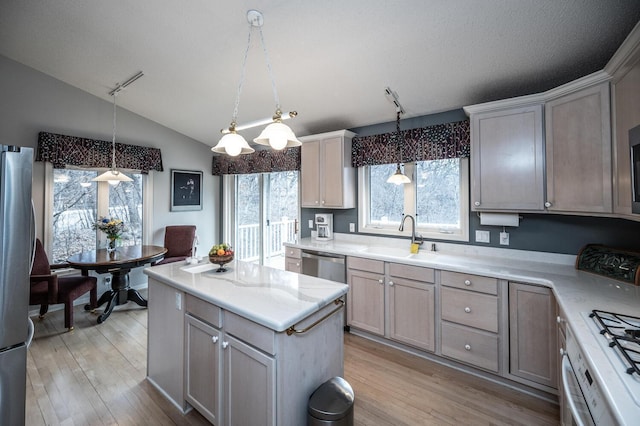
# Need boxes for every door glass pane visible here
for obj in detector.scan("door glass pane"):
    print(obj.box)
[415,158,460,229]
[235,174,261,263]
[109,175,143,246]
[52,169,97,263]
[265,171,298,268]
[369,164,405,225]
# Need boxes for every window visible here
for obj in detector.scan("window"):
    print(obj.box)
[359,158,469,241]
[50,168,144,263]
[224,171,299,269]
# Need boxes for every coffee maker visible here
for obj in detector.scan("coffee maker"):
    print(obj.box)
[314,213,334,241]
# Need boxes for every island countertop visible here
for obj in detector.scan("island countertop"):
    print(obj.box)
[144,260,348,332]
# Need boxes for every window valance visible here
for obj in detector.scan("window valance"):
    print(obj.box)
[351,119,470,167]
[36,132,163,174]
[212,147,300,176]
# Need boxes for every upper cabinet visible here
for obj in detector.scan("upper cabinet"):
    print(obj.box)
[469,104,545,211]
[300,130,356,209]
[545,82,612,213]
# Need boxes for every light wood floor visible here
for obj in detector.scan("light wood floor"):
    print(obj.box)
[26,300,559,425]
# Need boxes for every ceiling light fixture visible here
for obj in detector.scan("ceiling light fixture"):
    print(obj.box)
[93,72,144,185]
[386,111,411,185]
[212,10,300,156]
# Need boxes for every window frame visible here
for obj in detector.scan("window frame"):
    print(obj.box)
[357,158,469,242]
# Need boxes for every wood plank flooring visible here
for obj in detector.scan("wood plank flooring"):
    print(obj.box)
[26,300,559,425]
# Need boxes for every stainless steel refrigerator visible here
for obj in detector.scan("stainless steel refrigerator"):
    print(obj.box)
[0,144,34,425]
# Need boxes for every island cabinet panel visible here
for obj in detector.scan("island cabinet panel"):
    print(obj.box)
[508,282,558,390]
[545,82,612,213]
[147,279,186,410]
[470,104,545,211]
[185,315,222,424]
[224,334,276,426]
[347,257,385,335]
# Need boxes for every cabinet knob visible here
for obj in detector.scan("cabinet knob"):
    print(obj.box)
[212,336,219,344]
[474,201,480,206]
[222,341,229,349]
[556,316,563,324]
[559,348,566,356]
[545,201,552,208]
[464,280,471,286]
[389,281,394,286]
[464,307,471,313]
[464,344,471,351]
[378,279,384,284]
[322,200,325,204]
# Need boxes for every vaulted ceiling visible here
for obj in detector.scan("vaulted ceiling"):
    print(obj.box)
[1,1,639,146]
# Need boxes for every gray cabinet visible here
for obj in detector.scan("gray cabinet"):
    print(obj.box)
[346,257,385,335]
[469,104,545,211]
[545,82,612,213]
[300,130,356,208]
[508,282,558,390]
[284,247,301,273]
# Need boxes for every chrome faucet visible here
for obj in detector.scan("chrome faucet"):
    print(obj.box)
[399,215,423,246]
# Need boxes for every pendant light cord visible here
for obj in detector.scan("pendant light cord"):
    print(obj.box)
[111,93,118,171]
[396,110,403,164]
[257,25,281,114]
[230,23,254,127]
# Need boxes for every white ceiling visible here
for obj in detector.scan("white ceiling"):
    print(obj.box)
[1,1,639,147]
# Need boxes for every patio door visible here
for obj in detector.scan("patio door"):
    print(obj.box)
[233,171,299,268]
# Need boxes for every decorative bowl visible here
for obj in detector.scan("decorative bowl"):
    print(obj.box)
[209,254,234,272]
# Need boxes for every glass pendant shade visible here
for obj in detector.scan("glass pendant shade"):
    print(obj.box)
[94,169,134,185]
[387,164,411,185]
[212,132,254,157]
[253,121,301,150]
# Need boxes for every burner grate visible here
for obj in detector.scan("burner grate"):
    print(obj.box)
[590,310,640,376]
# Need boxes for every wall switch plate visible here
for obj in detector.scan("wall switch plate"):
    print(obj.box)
[475,230,490,243]
[308,219,314,229]
[349,223,356,232]
[499,231,509,245]
[175,292,182,310]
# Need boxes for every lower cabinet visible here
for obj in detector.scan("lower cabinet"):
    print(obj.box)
[508,282,558,390]
[347,257,385,335]
[284,247,302,273]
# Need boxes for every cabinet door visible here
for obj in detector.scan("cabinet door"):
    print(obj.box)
[285,257,301,273]
[300,140,321,207]
[471,104,545,211]
[508,282,558,389]
[545,82,612,213]
[347,268,385,335]
[185,315,222,425]
[224,334,276,426]
[322,136,346,208]
[388,277,435,351]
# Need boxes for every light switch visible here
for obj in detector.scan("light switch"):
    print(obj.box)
[175,292,182,310]
[475,230,490,243]
[308,219,314,229]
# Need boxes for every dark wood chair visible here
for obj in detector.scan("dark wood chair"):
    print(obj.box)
[153,225,197,265]
[29,239,97,330]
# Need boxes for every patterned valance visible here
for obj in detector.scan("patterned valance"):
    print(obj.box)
[212,147,300,176]
[36,132,163,174]
[351,119,470,167]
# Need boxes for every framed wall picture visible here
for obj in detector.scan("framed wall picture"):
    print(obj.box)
[170,169,203,211]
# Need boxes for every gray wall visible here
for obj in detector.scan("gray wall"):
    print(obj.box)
[302,110,640,255]
[0,55,220,254]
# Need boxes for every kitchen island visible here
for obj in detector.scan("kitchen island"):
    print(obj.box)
[143,260,348,426]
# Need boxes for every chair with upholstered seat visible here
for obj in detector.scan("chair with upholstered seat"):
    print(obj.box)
[153,225,197,265]
[29,239,98,330]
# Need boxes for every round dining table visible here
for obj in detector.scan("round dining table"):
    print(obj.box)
[67,244,167,324]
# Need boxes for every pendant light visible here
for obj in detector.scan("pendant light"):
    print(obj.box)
[93,72,144,185]
[387,109,411,185]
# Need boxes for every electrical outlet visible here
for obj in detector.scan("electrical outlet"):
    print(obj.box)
[308,219,314,229]
[475,230,490,243]
[175,292,182,310]
[349,223,355,232]
[499,231,509,245]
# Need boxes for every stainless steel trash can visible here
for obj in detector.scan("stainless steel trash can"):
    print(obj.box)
[308,376,354,426]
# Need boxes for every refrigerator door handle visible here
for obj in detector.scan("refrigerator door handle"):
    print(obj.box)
[30,200,36,272]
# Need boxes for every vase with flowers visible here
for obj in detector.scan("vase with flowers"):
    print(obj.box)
[93,217,125,255]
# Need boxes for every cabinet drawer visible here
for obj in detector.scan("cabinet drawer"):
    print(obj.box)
[347,256,384,274]
[441,270,498,295]
[285,247,301,259]
[225,311,276,355]
[441,287,498,332]
[388,262,434,283]
[441,321,499,372]
[285,258,301,273]
[186,294,222,328]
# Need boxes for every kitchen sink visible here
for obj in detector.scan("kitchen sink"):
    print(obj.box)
[360,246,413,258]
[180,262,218,274]
[407,252,437,261]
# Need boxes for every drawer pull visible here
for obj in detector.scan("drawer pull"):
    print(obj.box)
[296,262,300,267]
[464,307,471,313]
[378,279,384,284]
[212,336,219,344]
[465,344,471,351]
[222,341,229,349]
[389,281,394,286]
[464,280,471,286]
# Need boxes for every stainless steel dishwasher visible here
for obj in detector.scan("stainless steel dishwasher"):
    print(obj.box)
[301,250,346,284]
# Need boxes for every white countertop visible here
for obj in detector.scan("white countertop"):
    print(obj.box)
[144,260,348,332]
[286,236,640,424]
